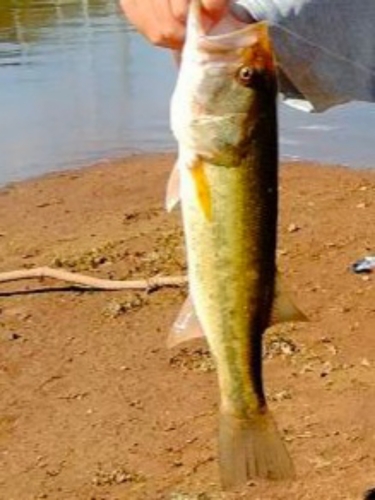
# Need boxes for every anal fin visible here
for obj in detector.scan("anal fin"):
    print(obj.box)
[167,295,205,348]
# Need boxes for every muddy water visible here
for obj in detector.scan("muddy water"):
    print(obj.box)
[0,0,374,186]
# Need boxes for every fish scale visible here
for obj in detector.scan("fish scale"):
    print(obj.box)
[168,0,305,490]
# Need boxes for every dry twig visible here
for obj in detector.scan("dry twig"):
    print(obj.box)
[0,267,187,292]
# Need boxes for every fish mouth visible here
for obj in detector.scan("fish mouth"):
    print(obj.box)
[187,1,261,51]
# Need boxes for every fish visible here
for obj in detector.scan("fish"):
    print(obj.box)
[168,0,304,490]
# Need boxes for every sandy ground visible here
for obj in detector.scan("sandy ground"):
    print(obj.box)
[0,153,374,500]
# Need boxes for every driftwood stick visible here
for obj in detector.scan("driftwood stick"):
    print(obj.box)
[0,267,187,291]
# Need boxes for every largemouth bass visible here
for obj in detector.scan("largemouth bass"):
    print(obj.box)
[168,0,303,489]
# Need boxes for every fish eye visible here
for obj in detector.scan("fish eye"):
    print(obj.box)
[237,66,253,86]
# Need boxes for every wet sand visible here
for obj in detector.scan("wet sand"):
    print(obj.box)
[0,153,374,499]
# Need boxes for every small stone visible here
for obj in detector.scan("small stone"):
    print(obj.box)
[46,468,60,477]
[164,424,176,432]
[300,363,314,374]
[287,223,300,233]
[320,361,333,377]
[321,336,332,344]
[361,358,371,368]
[341,363,353,370]
[272,390,292,402]
[278,248,288,256]
[9,332,21,341]
[311,456,332,469]
[327,345,338,356]
[114,470,128,484]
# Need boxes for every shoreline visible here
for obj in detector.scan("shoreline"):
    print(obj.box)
[1,153,375,499]
[3,151,375,192]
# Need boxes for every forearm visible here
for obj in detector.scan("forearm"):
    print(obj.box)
[237,0,375,111]
[234,0,307,24]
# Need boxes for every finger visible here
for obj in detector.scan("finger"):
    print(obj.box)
[154,0,185,48]
[145,20,185,49]
[157,23,185,49]
[119,0,185,49]
[170,0,190,24]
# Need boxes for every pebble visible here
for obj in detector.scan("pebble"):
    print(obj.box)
[287,223,300,233]
[8,332,22,341]
[278,248,288,256]
[361,358,371,368]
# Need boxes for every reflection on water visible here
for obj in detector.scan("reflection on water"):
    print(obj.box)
[0,1,374,186]
[0,0,176,185]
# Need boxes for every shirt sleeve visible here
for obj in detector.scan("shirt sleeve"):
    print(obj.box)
[233,0,375,112]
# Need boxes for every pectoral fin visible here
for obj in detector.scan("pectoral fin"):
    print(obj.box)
[166,157,212,219]
[190,158,212,221]
[167,295,205,348]
[165,164,180,212]
[270,274,307,325]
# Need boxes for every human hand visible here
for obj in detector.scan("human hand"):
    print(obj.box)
[119,0,228,49]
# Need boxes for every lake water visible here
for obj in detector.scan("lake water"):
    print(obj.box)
[1,0,375,186]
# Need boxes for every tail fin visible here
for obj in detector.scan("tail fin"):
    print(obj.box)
[219,409,295,490]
